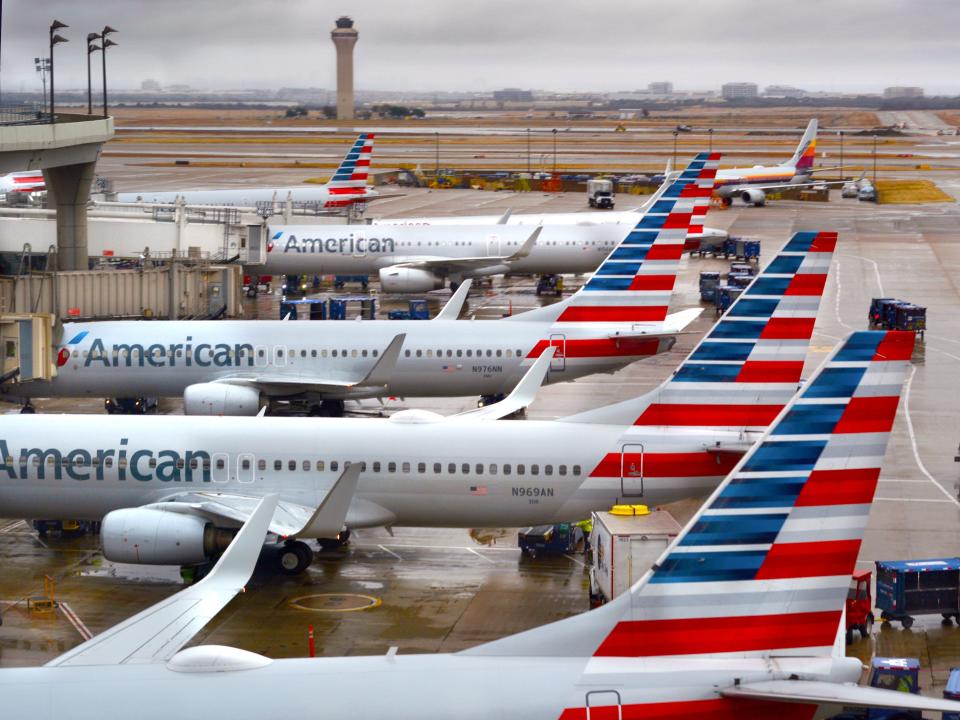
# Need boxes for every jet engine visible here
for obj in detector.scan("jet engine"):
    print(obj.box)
[379,266,445,293]
[183,383,261,416]
[740,188,767,207]
[101,508,233,565]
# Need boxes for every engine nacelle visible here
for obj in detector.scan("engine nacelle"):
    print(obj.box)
[379,266,445,293]
[740,188,767,206]
[183,382,261,416]
[102,508,212,565]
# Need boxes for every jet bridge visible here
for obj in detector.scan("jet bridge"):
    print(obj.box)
[0,313,56,385]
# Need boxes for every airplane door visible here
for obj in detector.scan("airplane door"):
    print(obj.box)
[273,345,287,367]
[237,453,255,483]
[255,345,268,368]
[585,690,622,720]
[549,334,566,372]
[486,233,500,257]
[620,443,644,497]
[212,453,229,483]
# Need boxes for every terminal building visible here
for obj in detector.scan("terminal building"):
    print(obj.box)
[883,86,924,99]
[721,82,758,100]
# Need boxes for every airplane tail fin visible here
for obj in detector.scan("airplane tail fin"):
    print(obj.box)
[789,119,818,173]
[464,330,915,661]
[326,133,375,188]
[560,231,837,430]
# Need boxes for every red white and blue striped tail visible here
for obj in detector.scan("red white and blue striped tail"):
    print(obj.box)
[561,231,836,429]
[593,329,914,660]
[552,152,719,325]
[326,133,375,188]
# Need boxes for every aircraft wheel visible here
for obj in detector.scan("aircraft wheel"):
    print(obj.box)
[279,541,314,575]
[901,616,914,629]
[319,400,345,417]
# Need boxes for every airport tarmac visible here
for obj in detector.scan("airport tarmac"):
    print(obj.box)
[2,191,960,705]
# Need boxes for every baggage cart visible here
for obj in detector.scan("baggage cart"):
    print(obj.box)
[875,558,960,629]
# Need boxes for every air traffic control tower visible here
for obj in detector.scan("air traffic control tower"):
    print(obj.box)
[331,16,358,120]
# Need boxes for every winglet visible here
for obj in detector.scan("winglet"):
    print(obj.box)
[434,279,473,321]
[451,347,555,421]
[46,495,279,667]
[507,225,542,261]
[496,208,513,225]
[357,333,406,388]
[293,464,361,538]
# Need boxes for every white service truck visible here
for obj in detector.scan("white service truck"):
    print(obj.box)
[587,178,615,209]
[589,507,681,607]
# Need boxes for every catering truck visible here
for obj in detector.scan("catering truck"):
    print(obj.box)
[586,178,615,208]
[588,506,681,607]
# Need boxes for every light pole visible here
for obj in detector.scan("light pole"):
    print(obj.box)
[86,33,101,115]
[552,127,557,174]
[526,127,531,174]
[34,57,50,113]
[838,130,844,180]
[100,25,117,117]
[48,20,68,123]
[434,131,439,178]
[872,135,877,184]
[672,130,679,168]
[708,128,713,153]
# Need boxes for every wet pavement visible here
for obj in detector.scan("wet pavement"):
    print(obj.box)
[3,189,960,708]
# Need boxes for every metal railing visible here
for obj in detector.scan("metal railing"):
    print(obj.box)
[0,103,47,126]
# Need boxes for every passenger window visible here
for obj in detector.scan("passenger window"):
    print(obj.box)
[490,464,497,475]
[300,350,307,358]
[503,464,511,475]
[446,350,452,357]
[302,460,310,471]
[373,461,381,472]
[466,350,472,357]
[448,463,456,474]
[189,459,199,470]
[559,465,567,476]
[316,460,325,472]
[217,458,226,470]
[573,465,582,476]
[333,350,339,358]
[426,349,433,358]
[416,350,422,358]
[531,464,539,476]
[241,458,251,470]
[517,464,524,475]
[360,462,367,471]
[288,460,296,471]
[516,349,522,357]
[311,350,318,358]
[388,462,397,473]
[351,349,358,358]
[362,349,368,358]
[417,462,426,473]
[456,349,463,357]
[475,464,483,474]
[404,350,411,357]
[274,460,282,471]
[175,459,184,470]
[486,350,492,357]
[433,462,441,473]
[322,349,328,358]
[402,462,411,473]
[461,463,469,474]
[331,461,339,472]
[496,350,502,357]
[373,350,379,357]
[149,458,158,468]
[545,465,553,476]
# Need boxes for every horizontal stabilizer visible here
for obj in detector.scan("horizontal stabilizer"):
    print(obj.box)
[46,495,278,667]
[722,680,960,714]
[451,347,555,421]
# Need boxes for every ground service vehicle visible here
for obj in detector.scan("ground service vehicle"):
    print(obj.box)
[831,659,921,720]
[587,178,615,208]
[846,569,875,643]
[876,558,960,628]
[588,506,680,607]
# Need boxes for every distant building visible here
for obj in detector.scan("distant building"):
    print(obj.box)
[493,88,534,103]
[141,79,161,92]
[763,84,806,98]
[721,82,758,100]
[166,84,192,93]
[883,86,924,99]
[647,81,673,95]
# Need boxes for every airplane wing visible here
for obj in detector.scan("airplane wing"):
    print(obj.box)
[212,333,406,394]
[391,226,542,275]
[45,495,278,667]
[451,347,555,421]
[606,308,704,342]
[434,279,473,321]
[724,179,846,194]
[722,680,960,714]
[147,464,361,538]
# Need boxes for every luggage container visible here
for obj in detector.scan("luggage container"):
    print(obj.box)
[726,273,753,289]
[279,298,327,320]
[698,271,720,302]
[875,558,960,629]
[730,262,756,277]
[714,284,743,314]
[869,298,897,326]
[944,668,960,720]
[329,296,377,320]
[518,523,581,559]
[893,303,926,338]
[588,506,681,607]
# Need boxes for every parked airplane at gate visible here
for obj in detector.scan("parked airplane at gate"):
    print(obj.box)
[711,118,841,206]
[114,133,377,209]
[5,331,950,720]
[259,156,721,292]
[4,155,719,416]
[0,230,836,574]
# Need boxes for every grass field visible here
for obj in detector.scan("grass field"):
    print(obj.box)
[875,179,954,204]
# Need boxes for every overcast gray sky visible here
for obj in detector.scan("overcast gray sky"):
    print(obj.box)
[2,1,956,95]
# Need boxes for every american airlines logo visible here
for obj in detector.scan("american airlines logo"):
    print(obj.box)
[79,338,255,368]
[277,231,396,254]
[0,438,211,483]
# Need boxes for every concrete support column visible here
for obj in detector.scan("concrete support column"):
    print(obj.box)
[42,161,96,271]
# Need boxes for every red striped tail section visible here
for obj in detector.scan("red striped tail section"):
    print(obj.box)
[552,152,719,325]
[592,330,913,661]
[327,133,375,189]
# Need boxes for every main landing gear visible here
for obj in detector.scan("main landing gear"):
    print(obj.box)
[307,399,346,417]
[278,540,314,575]
[317,530,351,552]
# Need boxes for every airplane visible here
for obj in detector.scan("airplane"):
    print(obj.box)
[258,157,724,292]
[4,154,719,417]
[0,170,45,195]
[112,133,378,209]
[5,330,955,720]
[710,118,844,207]
[0,230,836,574]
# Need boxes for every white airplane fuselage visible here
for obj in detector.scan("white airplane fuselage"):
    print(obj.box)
[0,652,858,720]
[0,414,740,529]
[3,317,673,402]
[115,185,377,209]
